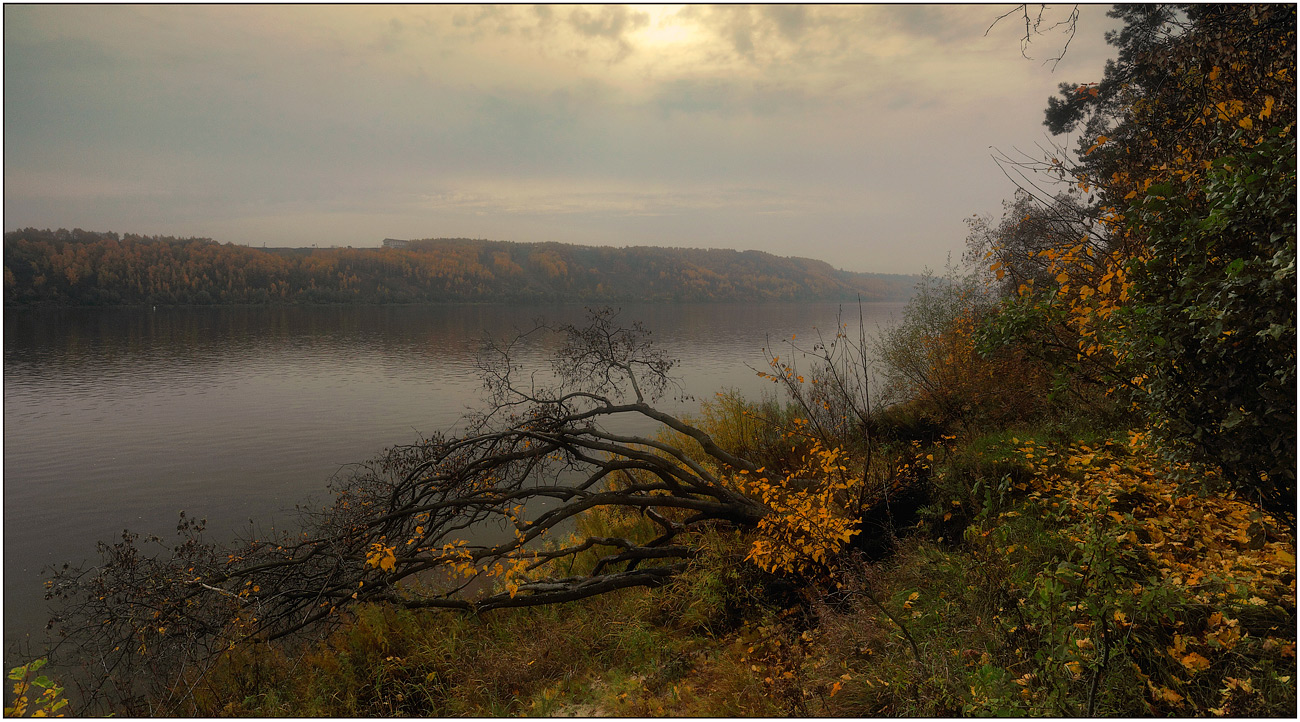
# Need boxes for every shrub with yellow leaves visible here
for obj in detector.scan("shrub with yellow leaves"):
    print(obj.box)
[977,429,1295,715]
[731,438,862,576]
[5,659,68,718]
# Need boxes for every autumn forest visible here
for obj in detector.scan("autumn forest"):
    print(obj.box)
[2,230,917,306]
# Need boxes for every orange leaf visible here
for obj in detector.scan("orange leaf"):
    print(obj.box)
[1180,652,1211,672]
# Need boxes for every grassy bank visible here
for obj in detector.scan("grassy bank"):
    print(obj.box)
[126,405,1292,717]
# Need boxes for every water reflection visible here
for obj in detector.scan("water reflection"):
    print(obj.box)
[3,302,903,660]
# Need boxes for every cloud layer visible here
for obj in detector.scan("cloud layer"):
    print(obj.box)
[4,4,1118,273]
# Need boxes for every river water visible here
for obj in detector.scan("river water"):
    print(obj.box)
[2,301,903,664]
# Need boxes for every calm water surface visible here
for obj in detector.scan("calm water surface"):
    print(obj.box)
[3,302,902,661]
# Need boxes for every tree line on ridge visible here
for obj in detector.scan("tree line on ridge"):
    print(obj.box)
[3,230,918,307]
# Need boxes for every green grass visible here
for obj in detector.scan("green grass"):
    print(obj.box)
[177,528,796,717]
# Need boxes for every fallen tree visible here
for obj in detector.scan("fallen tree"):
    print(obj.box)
[47,308,843,712]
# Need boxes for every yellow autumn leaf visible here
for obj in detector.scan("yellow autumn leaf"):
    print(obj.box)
[1224,676,1254,693]
[1260,95,1275,119]
[1180,652,1211,671]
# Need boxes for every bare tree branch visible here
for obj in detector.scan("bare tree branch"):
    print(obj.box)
[44,307,779,714]
[986,4,1080,70]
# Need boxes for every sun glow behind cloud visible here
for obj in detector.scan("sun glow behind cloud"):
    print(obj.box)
[630,4,696,50]
[4,4,1119,273]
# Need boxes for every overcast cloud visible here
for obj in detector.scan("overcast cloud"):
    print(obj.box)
[4,4,1119,273]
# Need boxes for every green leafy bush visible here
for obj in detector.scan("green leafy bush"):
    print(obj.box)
[1126,131,1297,520]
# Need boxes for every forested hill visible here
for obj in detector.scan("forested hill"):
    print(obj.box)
[2,230,919,307]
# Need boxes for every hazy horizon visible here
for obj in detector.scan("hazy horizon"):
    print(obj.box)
[5,4,1119,275]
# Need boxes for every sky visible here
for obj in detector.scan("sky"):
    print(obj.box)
[3,3,1120,274]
